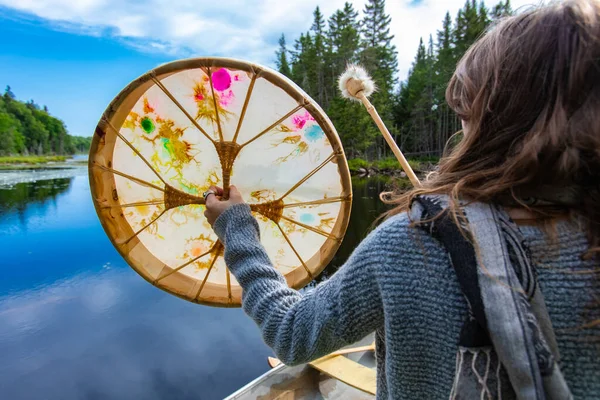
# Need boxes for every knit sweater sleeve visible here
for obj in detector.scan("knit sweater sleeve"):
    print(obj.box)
[213,203,385,366]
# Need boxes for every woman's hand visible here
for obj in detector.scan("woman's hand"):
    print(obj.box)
[204,185,245,226]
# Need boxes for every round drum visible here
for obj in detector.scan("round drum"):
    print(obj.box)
[89,58,352,307]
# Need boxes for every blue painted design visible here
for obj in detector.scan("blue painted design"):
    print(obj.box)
[299,213,316,224]
[304,125,324,142]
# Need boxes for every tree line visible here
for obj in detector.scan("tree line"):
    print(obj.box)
[0,86,91,156]
[275,0,513,159]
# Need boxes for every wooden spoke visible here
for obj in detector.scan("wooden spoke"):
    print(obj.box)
[101,200,164,209]
[283,196,349,208]
[276,223,313,279]
[154,249,213,283]
[194,251,220,301]
[207,67,224,142]
[94,164,165,192]
[150,75,215,144]
[231,74,257,144]
[124,209,168,244]
[240,104,304,148]
[279,153,336,200]
[279,215,340,241]
[103,119,168,186]
[226,268,232,303]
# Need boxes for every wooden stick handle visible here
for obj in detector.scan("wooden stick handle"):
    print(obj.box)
[267,342,376,369]
[325,343,375,358]
[358,92,421,187]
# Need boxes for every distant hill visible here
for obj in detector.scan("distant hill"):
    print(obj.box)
[0,86,91,156]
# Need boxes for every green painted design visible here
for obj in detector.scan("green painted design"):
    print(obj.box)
[180,182,199,195]
[161,137,172,154]
[141,117,155,133]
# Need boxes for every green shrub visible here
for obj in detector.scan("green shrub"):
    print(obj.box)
[347,158,369,172]
[0,155,68,164]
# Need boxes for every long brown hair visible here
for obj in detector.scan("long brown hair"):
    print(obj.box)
[386,0,600,255]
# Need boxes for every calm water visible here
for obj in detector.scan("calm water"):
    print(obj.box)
[0,169,389,400]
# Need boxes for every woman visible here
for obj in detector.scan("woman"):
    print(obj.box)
[205,1,599,398]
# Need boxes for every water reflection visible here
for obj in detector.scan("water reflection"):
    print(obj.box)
[0,175,272,400]
[0,165,87,187]
[0,174,393,400]
[0,178,73,220]
[0,268,271,400]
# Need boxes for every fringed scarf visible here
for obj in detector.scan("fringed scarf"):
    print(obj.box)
[411,195,573,400]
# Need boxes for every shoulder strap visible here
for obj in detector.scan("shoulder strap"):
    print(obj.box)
[413,196,491,347]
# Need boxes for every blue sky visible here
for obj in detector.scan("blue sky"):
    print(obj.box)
[0,0,533,137]
[0,9,169,137]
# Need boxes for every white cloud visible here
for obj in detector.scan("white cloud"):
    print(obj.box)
[384,0,540,80]
[2,0,539,81]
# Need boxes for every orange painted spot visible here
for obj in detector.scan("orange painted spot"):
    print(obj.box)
[191,246,204,257]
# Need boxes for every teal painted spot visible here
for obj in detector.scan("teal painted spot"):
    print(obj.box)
[157,137,170,158]
[141,117,155,133]
[180,183,199,195]
[304,125,324,142]
[299,213,316,224]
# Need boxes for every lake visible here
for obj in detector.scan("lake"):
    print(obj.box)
[0,167,390,400]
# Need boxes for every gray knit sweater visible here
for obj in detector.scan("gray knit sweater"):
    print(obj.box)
[214,204,600,399]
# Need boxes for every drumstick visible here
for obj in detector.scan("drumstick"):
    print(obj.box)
[338,64,421,187]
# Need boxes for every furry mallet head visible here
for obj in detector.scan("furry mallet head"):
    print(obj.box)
[338,64,376,101]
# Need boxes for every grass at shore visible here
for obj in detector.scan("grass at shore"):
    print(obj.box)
[347,156,438,173]
[0,155,69,165]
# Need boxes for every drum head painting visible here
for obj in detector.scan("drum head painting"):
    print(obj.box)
[89,58,352,306]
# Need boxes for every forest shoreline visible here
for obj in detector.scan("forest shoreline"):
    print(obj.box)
[0,155,68,164]
[0,155,87,170]
[348,157,437,178]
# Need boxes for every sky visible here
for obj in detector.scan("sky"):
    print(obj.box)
[0,0,537,137]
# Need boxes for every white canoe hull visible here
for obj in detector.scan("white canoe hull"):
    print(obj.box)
[225,337,376,400]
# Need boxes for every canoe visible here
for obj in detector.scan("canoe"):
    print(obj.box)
[225,337,376,400]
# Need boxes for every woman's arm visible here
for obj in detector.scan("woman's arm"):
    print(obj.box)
[213,203,385,365]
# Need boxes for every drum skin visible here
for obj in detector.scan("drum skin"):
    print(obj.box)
[89,58,352,307]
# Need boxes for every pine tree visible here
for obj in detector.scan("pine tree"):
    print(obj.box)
[396,38,428,152]
[290,32,317,97]
[275,34,291,77]
[325,2,361,104]
[327,3,361,71]
[360,0,398,159]
[491,0,513,19]
[360,0,398,90]
[478,1,490,28]
[311,6,326,36]
[436,12,455,89]
[412,35,437,153]
[324,2,375,158]
[302,32,318,98]
[4,85,15,100]
[310,7,327,106]
[433,12,459,154]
